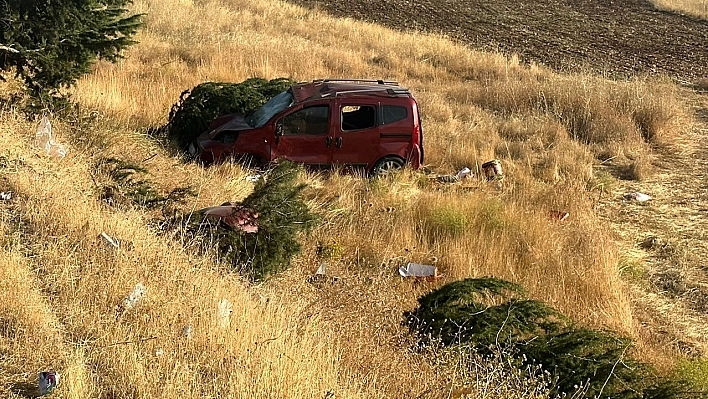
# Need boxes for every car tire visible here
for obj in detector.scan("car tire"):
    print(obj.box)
[371,156,405,177]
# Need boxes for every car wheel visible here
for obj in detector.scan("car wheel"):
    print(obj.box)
[371,156,405,177]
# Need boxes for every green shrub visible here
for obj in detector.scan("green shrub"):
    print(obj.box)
[406,277,701,399]
[185,161,316,280]
[426,205,470,240]
[167,77,294,149]
[96,158,194,210]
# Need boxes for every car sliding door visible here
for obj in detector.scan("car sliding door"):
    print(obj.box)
[332,101,380,169]
[273,103,333,166]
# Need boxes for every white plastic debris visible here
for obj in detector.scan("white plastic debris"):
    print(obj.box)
[154,348,164,356]
[315,261,327,276]
[38,371,60,396]
[122,283,146,310]
[246,174,262,183]
[399,262,441,279]
[35,116,68,159]
[181,325,193,339]
[99,232,120,249]
[0,192,11,201]
[218,298,232,328]
[623,192,652,202]
[456,167,472,180]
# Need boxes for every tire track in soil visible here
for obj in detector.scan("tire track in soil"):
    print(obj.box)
[595,92,708,357]
[290,0,708,81]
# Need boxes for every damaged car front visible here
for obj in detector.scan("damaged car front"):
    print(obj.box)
[190,89,295,164]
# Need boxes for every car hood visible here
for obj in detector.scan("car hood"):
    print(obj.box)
[205,114,254,139]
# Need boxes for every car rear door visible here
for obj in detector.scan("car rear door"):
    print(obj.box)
[272,102,334,166]
[331,99,381,169]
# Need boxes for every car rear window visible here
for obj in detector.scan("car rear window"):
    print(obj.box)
[382,105,408,125]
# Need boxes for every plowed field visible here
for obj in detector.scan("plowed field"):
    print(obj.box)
[289,0,708,80]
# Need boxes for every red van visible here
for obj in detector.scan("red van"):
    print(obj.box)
[189,79,424,176]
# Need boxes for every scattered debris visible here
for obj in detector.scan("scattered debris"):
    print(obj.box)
[246,174,262,182]
[38,371,60,396]
[199,203,259,233]
[481,159,503,180]
[434,167,472,183]
[154,348,165,356]
[308,261,341,285]
[639,235,664,250]
[549,210,570,222]
[399,262,442,281]
[0,191,11,201]
[181,325,193,338]
[218,298,232,328]
[315,261,327,276]
[456,167,472,179]
[35,116,67,159]
[99,232,120,249]
[122,283,146,310]
[623,192,651,202]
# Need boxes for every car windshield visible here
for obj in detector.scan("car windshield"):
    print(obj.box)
[246,90,294,128]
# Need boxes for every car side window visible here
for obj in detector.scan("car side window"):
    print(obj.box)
[341,105,376,131]
[282,105,329,135]
[381,105,408,125]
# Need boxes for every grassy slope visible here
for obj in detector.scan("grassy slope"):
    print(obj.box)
[0,0,698,397]
[651,0,708,18]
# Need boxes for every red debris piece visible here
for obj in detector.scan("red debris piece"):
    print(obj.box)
[200,202,259,233]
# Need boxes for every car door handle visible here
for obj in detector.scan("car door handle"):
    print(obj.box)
[336,137,343,148]
[326,137,332,147]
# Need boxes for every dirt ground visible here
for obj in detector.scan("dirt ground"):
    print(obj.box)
[290,0,708,81]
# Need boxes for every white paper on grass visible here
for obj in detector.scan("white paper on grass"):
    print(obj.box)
[35,116,67,158]
[218,298,232,328]
[623,192,652,202]
[123,283,146,309]
[399,262,438,278]
[100,232,120,249]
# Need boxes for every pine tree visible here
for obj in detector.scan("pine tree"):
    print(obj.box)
[0,0,143,95]
[407,277,701,398]
[186,161,317,281]
[167,78,294,149]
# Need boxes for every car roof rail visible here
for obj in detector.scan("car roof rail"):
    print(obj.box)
[315,78,400,85]
[326,87,411,97]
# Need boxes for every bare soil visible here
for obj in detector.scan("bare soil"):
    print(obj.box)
[290,0,708,81]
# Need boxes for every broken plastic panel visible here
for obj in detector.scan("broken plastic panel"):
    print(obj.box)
[399,262,442,280]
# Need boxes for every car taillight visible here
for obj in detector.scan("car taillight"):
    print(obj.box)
[413,102,424,164]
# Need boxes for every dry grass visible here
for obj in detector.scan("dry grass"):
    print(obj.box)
[651,0,708,19]
[0,0,698,397]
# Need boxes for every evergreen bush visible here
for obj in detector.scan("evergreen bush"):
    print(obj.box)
[407,277,701,398]
[0,0,143,97]
[96,157,194,210]
[167,77,294,149]
[186,161,316,280]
